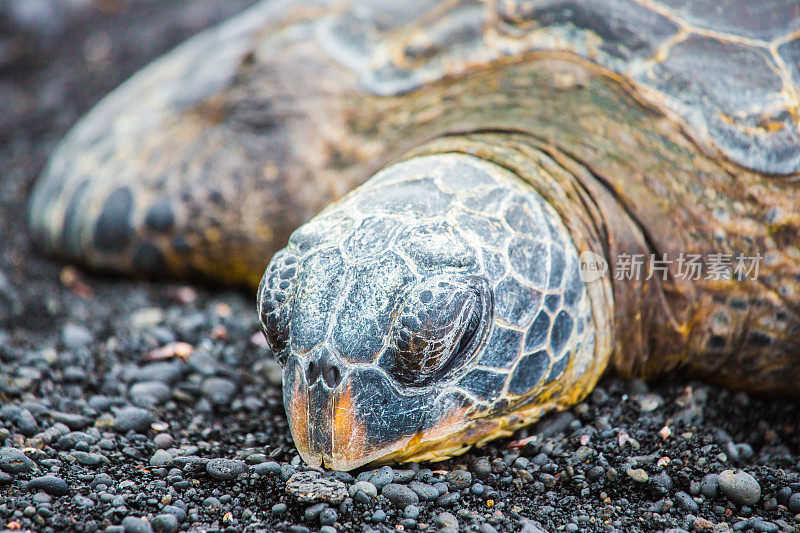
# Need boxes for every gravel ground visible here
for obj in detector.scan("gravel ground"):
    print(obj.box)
[2,2,800,532]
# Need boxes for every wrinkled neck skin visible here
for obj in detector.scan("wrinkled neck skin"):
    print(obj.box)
[344,54,800,395]
[259,153,606,470]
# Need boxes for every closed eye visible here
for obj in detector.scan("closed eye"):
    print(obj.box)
[384,279,490,387]
[453,293,481,359]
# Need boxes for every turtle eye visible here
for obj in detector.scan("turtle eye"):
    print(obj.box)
[257,250,298,365]
[383,277,490,387]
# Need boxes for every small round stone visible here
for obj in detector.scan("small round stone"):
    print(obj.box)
[408,481,438,501]
[122,516,153,533]
[473,457,492,478]
[150,450,173,468]
[114,407,154,433]
[626,468,648,483]
[153,433,174,449]
[436,511,459,529]
[718,470,761,505]
[304,503,326,522]
[788,492,800,513]
[382,483,419,508]
[246,453,268,465]
[161,505,186,523]
[393,469,416,483]
[74,451,106,466]
[0,446,37,474]
[1,406,39,436]
[253,461,282,476]
[436,491,461,507]
[652,472,673,494]
[349,481,377,498]
[404,505,420,519]
[25,475,69,496]
[129,381,171,407]
[367,466,394,489]
[750,519,779,533]
[62,323,93,351]
[319,507,337,526]
[206,458,247,481]
[353,490,371,504]
[700,473,719,498]
[150,514,179,533]
[675,491,699,512]
[201,378,237,406]
[445,469,472,490]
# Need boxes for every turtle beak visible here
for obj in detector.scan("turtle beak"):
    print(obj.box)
[281,353,489,471]
[282,356,425,471]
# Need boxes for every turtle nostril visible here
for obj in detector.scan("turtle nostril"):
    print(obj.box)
[322,363,341,388]
[307,361,320,383]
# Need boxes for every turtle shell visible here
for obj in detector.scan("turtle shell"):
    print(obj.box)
[318,0,800,175]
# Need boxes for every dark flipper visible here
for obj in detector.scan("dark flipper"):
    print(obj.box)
[28,0,376,287]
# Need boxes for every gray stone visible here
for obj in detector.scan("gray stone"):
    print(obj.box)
[382,483,419,508]
[408,481,438,501]
[201,377,237,406]
[0,405,39,437]
[73,451,107,466]
[62,323,93,350]
[153,433,173,449]
[206,458,247,480]
[436,511,459,530]
[0,446,37,474]
[285,471,347,504]
[151,514,179,533]
[149,450,173,468]
[788,492,800,513]
[445,469,472,490]
[675,491,699,512]
[129,381,171,407]
[131,362,185,384]
[25,475,69,496]
[718,470,761,505]
[349,480,377,498]
[50,411,91,430]
[366,465,394,489]
[114,407,154,433]
[700,473,719,499]
[626,468,648,483]
[122,516,153,533]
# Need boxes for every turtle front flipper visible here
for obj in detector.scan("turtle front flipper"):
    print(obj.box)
[28,0,386,288]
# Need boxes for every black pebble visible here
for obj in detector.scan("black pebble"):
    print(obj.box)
[25,475,69,496]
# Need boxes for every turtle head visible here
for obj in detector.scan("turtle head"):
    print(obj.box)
[258,154,594,470]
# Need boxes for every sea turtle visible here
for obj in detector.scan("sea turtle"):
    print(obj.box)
[28,0,800,471]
